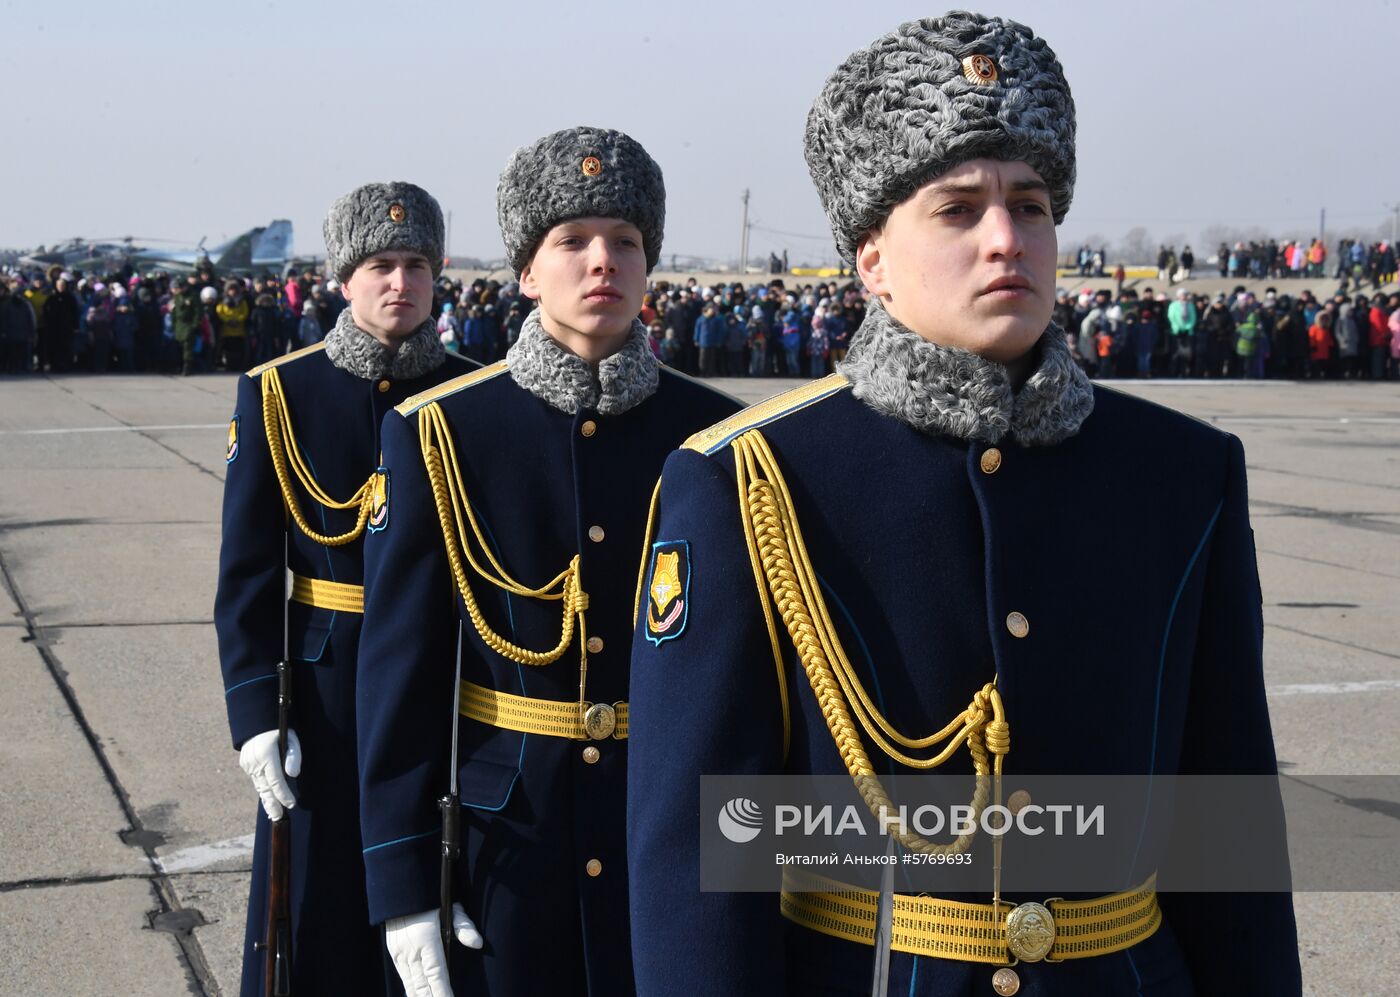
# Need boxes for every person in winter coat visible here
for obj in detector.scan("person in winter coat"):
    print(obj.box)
[1133,305,1158,377]
[1166,288,1196,377]
[297,300,322,347]
[436,300,461,352]
[780,308,802,376]
[85,285,115,372]
[0,278,37,373]
[1367,294,1390,380]
[628,13,1299,996]
[1333,295,1360,378]
[1235,310,1266,379]
[746,306,768,376]
[1309,310,1335,378]
[41,277,80,373]
[112,287,138,371]
[724,305,747,375]
[694,302,727,376]
[1198,295,1235,378]
[247,293,280,369]
[216,182,474,997]
[216,282,251,371]
[354,128,741,997]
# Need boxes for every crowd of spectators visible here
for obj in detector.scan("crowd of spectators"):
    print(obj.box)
[3,246,1399,382]
[1059,284,1400,381]
[0,262,348,375]
[1201,238,1398,286]
[431,275,868,380]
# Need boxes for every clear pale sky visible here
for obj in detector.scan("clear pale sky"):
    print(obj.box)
[3,0,1397,266]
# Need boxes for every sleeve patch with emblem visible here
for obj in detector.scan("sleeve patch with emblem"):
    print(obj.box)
[644,539,690,645]
[226,415,240,464]
[368,467,390,533]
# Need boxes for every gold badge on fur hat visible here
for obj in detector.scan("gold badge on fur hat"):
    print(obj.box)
[388,203,406,223]
[961,54,999,85]
[581,155,603,177]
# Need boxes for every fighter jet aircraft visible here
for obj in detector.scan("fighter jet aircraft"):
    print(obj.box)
[17,220,297,276]
[130,220,294,274]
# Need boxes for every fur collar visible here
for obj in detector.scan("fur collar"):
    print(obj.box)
[322,307,445,381]
[506,308,659,416]
[837,297,1094,446]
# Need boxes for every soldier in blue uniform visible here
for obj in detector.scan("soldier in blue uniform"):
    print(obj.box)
[355,127,741,997]
[627,13,1301,997]
[215,182,475,996]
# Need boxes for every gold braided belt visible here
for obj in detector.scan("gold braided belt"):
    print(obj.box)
[459,680,628,741]
[781,868,1161,965]
[289,574,364,614]
[261,367,381,547]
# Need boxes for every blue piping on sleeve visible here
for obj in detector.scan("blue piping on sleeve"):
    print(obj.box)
[1126,947,1143,995]
[1129,497,1223,875]
[363,826,440,855]
[226,673,278,696]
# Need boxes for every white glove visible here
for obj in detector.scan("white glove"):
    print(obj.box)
[385,904,483,997]
[238,729,302,820]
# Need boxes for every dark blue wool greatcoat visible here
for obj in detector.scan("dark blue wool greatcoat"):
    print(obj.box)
[356,362,739,997]
[215,342,475,997]
[627,379,1302,997]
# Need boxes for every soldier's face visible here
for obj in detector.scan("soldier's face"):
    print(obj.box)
[342,251,433,345]
[857,159,1056,367]
[520,217,647,363]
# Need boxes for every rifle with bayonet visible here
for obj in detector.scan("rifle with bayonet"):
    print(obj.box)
[438,623,464,953]
[261,533,294,996]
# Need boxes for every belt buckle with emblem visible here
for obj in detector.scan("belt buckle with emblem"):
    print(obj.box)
[583,702,616,740]
[1006,900,1056,962]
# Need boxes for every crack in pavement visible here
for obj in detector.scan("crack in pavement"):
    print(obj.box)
[1250,498,1400,536]
[43,620,215,630]
[0,549,220,996]
[0,868,251,894]
[44,376,227,485]
[1264,621,1400,662]
[1256,546,1400,581]
[1250,463,1400,493]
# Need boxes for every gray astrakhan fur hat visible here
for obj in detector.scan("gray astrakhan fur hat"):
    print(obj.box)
[323,182,445,283]
[804,10,1076,267]
[496,126,665,275]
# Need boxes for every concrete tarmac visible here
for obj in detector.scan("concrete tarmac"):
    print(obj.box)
[0,371,1395,995]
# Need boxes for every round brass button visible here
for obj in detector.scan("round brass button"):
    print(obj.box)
[1006,611,1029,638]
[1007,789,1032,815]
[585,858,602,877]
[582,746,600,765]
[586,636,604,654]
[588,525,605,543]
[580,420,597,438]
[991,967,1020,996]
[980,447,1002,474]
[377,379,391,393]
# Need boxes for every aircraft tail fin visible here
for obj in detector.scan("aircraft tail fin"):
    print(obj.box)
[252,220,293,267]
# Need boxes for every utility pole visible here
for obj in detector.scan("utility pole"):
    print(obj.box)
[1319,207,1325,247]
[1386,203,1398,245]
[446,210,453,262]
[739,189,750,275]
